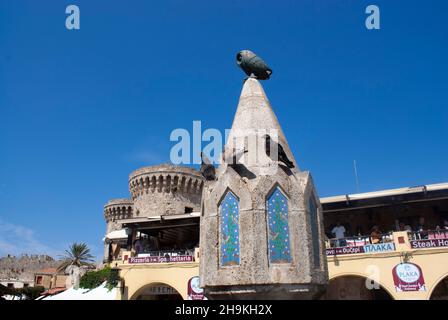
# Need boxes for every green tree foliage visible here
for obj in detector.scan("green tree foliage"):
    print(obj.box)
[17,286,45,300]
[0,283,18,296]
[106,268,120,290]
[58,242,95,272]
[79,266,120,290]
[0,284,45,300]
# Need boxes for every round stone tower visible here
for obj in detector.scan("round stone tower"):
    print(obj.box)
[129,164,204,217]
[104,198,134,233]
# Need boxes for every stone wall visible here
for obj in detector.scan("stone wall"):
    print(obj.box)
[129,164,203,217]
[104,199,134,233]
[0,254,59,282]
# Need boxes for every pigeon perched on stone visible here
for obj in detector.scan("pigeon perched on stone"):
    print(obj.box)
[264,134,294,168]
[200,152,216,181]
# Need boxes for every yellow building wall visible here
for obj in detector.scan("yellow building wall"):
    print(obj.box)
[328,249,448,300]
[53,275,68,288]
[115,234,448,300]
[118,262,199,300]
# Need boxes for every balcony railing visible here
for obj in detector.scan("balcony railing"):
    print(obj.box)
[326,233,394,249]
[408,229,448,250]
[325,229,448,256]
[409,229,448,241]
[325,233,396,256]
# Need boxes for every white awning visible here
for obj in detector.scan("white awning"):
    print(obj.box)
[103,229,141,241]
[119,212,200,225]
[320,182,448,204]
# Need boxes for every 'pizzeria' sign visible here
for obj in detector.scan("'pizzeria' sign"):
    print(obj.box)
[129,256,194,264]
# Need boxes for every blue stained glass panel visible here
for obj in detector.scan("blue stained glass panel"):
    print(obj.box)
[267,187,291,263]
[220,191,240,266]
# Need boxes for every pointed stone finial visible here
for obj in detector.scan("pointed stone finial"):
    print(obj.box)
[224,77,299,174]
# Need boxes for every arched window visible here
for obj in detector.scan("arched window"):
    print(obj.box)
[219,191,240,267]
[267,187,291,263]
[309,195,321,267]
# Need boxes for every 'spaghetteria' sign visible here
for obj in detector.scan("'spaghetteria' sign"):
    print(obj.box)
[128,255,194,264]
[326,243,395,256]
[410,238,448,249]
[392,263,426,292]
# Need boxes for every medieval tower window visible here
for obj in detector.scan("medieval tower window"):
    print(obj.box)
[219,190,240,267]
[267,187,291,264]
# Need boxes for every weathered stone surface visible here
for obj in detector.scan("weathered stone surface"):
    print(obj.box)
[104,164,204,232]
[104,199,134,233]
[200,78,328,299]
[129,164,203,217]
[0,254,59,282]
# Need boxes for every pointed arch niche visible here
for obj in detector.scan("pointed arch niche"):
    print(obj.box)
[308,193,321,268]
[266,186,291,264]
[219,190,241,267]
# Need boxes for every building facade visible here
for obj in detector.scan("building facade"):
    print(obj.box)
[104,179,448,300]
[102,79,448,300]
[34,268,68,290]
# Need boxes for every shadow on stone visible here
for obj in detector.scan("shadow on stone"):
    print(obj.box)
[229,164,257,180]
[279,163,294,176]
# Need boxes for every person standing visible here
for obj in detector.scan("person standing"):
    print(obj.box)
[416,217,428,239]
[331,221,347,247]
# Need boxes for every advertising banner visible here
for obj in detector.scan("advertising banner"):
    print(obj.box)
[326,242,395,256]
[392,263,426,292]
[410,238,448,249]
[129,255,194,264]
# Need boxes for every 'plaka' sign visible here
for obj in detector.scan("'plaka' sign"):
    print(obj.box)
[392,263,426,292]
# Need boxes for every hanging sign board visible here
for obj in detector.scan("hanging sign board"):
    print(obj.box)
[392,263,426,292]
[187,276,206,300]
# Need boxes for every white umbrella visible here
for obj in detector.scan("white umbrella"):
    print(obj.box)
[43,282,116,300]
[43,286,89,300]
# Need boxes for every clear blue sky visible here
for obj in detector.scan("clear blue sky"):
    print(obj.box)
[1,1,447,259]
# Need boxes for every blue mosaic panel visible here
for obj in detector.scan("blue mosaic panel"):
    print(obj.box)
[267,187,291,263]
[220,191,240,266]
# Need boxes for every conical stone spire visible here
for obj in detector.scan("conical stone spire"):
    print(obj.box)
[223,78,299,174]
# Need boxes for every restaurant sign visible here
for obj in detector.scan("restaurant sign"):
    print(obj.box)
[129,255,194,264]
[410,238,448,249]
[392,263,426,292]
[145,285,178,295]
[326,243,395,256]
[187,276,206,300]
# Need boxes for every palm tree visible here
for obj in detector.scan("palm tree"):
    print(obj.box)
[58,242,95,272]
